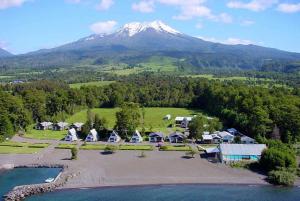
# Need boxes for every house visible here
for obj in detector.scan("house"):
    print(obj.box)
[130,130,143,143]
[70,122,84,132]
[217,131,234,143]
[85,129,98,142]
[35,122,53,130]
[65,128,78,141]
[211,134,222,144]
[168,132,185,143]
[175,117,193,125]
[180,118,190,128]
[108,130,121,143]
[227,128,238,136]
[202,134,213,144]
[241,135,256,144]
[149,132,164,143]
[53,122,69,131]
[204,147,220,158]
[164,114,171,120]
[219,144,267,163]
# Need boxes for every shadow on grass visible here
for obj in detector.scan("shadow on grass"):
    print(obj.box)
[181,156,195,159]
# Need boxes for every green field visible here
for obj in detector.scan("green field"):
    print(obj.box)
[69,81,115,89]
[67,107,205,134]
[119,144,154,151]
[0,141,49,154]
[55,143,77,149]
[159,145,192,151]
[25,107,206,140]
[25,127,66,140]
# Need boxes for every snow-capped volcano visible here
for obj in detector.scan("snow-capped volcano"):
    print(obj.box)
[116,20,181,37]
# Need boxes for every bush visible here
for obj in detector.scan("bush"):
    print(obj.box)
[185,149,198,158]
[267,168,296,186]
[104,145,117,154]
[71,147,78,160]
[260,147,297,172]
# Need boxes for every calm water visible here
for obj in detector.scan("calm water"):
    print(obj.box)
[27,185,300,201]
[0,168,61,197]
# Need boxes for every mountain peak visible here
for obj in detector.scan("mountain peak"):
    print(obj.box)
[116,20,181,37]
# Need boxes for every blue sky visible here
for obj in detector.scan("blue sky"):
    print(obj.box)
[0,0,299,54]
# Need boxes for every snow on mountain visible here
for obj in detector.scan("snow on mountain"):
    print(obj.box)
[115,20,181,37]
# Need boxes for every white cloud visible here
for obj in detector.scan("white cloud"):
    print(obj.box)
[198,36,255,45]
[218,13,233,23]
[241,19,255,26]
[0,0,27,10]
[96,0,114,10]
[90,20,117,34]
[277,3,300,13]
[132,1,154,13]
[227,0,278,12]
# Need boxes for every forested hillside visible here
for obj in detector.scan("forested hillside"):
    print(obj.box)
[0,74,299,143]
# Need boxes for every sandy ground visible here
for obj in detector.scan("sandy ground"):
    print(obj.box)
[0,136,278,188]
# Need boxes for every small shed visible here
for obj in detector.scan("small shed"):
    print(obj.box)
[149,132,164,143]
[53,122,69,131]
[202,134,213,144]
[130,130,143,143]
[108,130,121,143]
[168,132,185,143]
[65,128,78,141]
[241,135,256,144]
[85,129,98,142]
[164,114,171,120]
[36,122,53,130]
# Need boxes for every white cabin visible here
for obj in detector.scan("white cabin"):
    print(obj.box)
[85,129,98,142]
[65,128,78,141]
[108,130,121,143]
[130,130,143,143]
[164,114,171,120]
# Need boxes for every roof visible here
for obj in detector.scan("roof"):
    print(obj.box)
[89,129,98,136]
[40,122,53,127]
[110,130,120,137]
[219,144,267,156]
[202,134,213,140]
[175,117,193,121]
[55,122,68,127]
[133,130,142,138]
[241,135,255,142]
[227,128,237,133]
[149,132,164,138]
[205,147,220,154]
[68,128,77,136]
[211,134,221,139]
[218,131,234,138]
[169,132,184,138]
[72,122,84,127]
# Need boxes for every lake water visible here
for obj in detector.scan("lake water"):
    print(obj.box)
[26,184,300,201]
[0,167,61,197]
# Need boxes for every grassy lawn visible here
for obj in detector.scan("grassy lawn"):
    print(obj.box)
[159,145,191,151]
[55,143,77,149]
[119,144,154,151]
[69,81,115,89]
[80,144,108,150]
[67,107,205,134]
[25,126,66,140]
[0,141,49,154]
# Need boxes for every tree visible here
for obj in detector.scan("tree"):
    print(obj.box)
[115,102,141,138]
[0,112,14,141]
[234,136,241,143]
[94,114,108,138]
[71,147,78,160]
[188,115,206,139]
[185,149,198,158]
[207,118,222,133]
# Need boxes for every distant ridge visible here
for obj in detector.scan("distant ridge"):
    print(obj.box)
[0,48,12,58]
[1,21,300,72]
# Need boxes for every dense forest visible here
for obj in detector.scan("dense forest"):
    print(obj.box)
[0,74,299,144]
